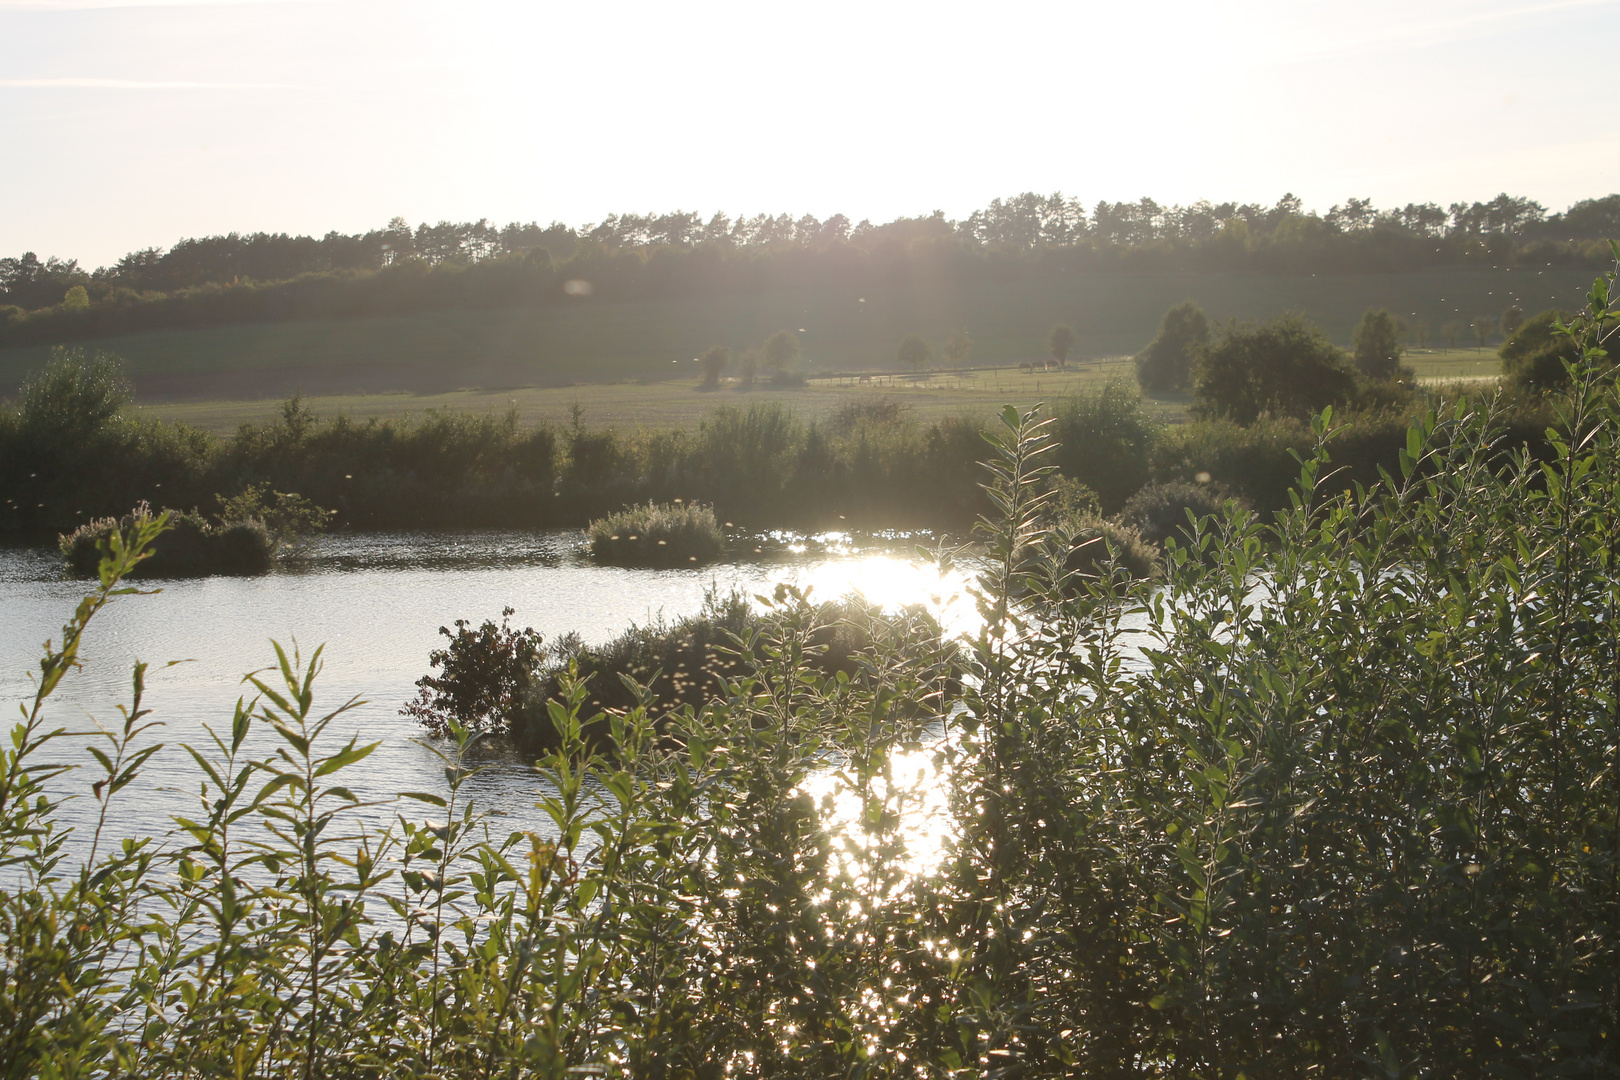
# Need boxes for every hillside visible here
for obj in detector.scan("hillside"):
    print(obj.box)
[0,267,1589,404]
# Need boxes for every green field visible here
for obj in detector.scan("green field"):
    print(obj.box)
[0,267,1585,410]
[1406,347,1509,381]
[136,357,1154,434]
[131,348,1498,436]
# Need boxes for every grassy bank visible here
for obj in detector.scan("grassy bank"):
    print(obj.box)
[133,356,1157,435]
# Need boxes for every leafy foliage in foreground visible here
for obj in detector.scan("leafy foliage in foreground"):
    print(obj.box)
[2,263,1618,1077]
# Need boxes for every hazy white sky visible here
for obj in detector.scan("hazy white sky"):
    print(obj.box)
[2,0,1617,266]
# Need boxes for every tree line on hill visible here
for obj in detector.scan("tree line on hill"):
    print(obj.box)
[0,192,1616,349]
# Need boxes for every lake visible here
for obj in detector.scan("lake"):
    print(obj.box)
[0,530,972,847]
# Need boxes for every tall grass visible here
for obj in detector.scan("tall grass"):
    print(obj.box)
[586,501,724,566]
[3,259,1619,1073]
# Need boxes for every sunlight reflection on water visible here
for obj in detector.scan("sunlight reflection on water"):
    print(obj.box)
[801,740,955,884]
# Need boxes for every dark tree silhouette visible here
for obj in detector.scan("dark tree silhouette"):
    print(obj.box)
[897,334,930,372]
[1352,308,1404,379]
[1135,301,1209,393]
[699,346,729,389]
[1194,313,1358,425]
[1048,324,1076,369]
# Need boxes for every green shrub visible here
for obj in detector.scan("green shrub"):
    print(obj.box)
[214,481,330,549]
[512,587,961,751]
[400,587,963,753]
[1025,473,1157,580]
[1351,307,1405,379]
[400,606,545,736]
[1154,413,1312,512]
[1134,299,1209,393]
[1194,312,1359,424]
[1500,308,1582,390]
[13,345,129,448]
[0,348,217,536]
[825,396,909,434]
[1155,408,1418,514]
[1060,514,1159,580]
[1048,380,1159,512]
[587,500,724,566]
[1120,477,1247,547]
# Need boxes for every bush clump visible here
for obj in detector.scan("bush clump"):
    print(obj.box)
[1193,312,1360,424]
[59,503,274,578]
[1061,516,1159,581]
[402,588,961,752]
[1119,478,1248,547]
[1048,381,1160,512]
[1500,308,1582,390]
[587,500,724,566]
[1134,300,1209,393]
[400,607,545,736]
[1028,476,1159,581]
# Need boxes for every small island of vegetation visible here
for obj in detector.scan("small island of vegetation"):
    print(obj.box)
[586,500,724,567]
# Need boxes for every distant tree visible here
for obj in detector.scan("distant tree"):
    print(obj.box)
[1552,194,1620,240]
[699,346,729,389]
[1193,313,1359,425]
[943,326,972,368]
[738,350,759,389]
[1470,316,1494,350]
[0,252,88,311]
[61,285,89,311]
[1414,320,1431,350]
[762,331,800,374]
[1134,301,1209,393]
[1351,308,1404,379]
[15,346,132,451]
[1501,304,1525,338]
[1048,324,1076,369]
[897,333,931,372]
[1441,320,1465,350]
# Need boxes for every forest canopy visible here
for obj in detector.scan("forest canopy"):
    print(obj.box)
[4,192,1617,305]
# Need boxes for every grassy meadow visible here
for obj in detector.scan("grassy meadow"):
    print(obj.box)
[133,348,1499,436]
[0,267,1587,408]
[137,357,1155,434]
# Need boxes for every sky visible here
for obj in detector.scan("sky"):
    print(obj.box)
[1,0,1617,268]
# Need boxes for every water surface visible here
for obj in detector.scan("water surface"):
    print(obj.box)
[1,530,969,845]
